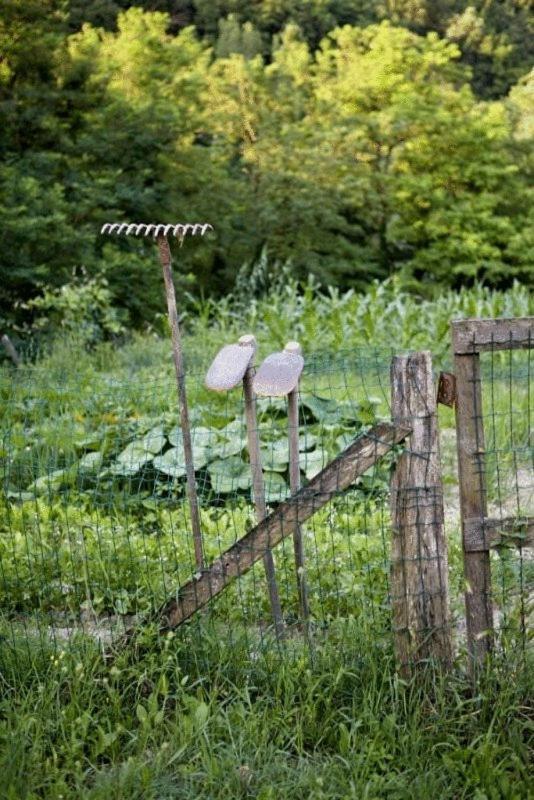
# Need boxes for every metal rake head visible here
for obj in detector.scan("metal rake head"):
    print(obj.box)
[100,222,213,238]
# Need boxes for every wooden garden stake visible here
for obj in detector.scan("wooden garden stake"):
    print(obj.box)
[157,235,204,569]
[285,343,310,622]
[254,342,310,623]
[205,335,284,636]
[390,351,452,675]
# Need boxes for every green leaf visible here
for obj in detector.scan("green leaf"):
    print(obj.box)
[5,490,36,502]
[27,468,75,494]
[336,433,354,452]
[142,426,166,454]
[209,420,247,458]
[194,701,209,728]
[355,399,381,425]
[302,447,328,480]
[136,704,148,725]
[261,439,289,472]
[263,471,289,504]
[301,395,341,423]
[167,426,211,466]
[299,432,317,451]
[110,442,153,476]
[78,451,104,473]
[208,457,252,494]
[153,447,187,478]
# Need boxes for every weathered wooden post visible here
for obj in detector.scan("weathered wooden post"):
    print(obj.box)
[451,322,493,667]
[390,352,452,675]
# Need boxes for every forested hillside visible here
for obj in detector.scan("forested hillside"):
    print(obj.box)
[1,0,532,330]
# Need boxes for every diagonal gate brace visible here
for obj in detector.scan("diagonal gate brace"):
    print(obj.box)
[156,422,410,630]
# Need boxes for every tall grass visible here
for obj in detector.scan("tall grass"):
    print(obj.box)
[1,280,532,799]
[0,624,532,800]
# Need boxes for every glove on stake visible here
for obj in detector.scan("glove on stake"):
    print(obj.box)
[253,342,310,624]
[205,335,284,638]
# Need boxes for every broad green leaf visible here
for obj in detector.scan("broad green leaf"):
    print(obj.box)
[166,427,211,468]
[263,471,289,504]
[257,397,287,417]
[5,490,36,502]
[111,442,153,475]
[301,395,341,423]
[210,420,247,458]
[302,447,328,480]
[299,432,317,451]
[194,701,209,728]
[153,447,187,478]
[261,439,289,472]
[142,426,166,454]
[208,457,252,494]
[27,468,72,494]
[78,451,104,473]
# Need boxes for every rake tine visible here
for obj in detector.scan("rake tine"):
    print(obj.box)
[100,221,214,240]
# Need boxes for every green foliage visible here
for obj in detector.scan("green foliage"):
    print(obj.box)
[0,282,532,797]
[0,620,532,798]
[0,4,532,330]
[26,272,127,344]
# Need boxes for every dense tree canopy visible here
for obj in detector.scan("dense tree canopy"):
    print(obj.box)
[0,1,532,329]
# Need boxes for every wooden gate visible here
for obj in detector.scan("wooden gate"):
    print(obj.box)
[452,318,534,667]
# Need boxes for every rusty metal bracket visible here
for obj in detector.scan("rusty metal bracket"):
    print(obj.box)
[437,371,456,407]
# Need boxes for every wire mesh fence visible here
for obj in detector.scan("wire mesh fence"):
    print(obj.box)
[0,348,401,663]
[468,329,533,656]
[0,331,532,676]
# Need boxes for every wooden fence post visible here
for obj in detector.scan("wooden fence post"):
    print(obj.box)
[452,346,493,667]
[390,352,452,675]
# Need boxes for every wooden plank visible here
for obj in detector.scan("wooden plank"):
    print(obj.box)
[463,516,534,552]
[253,348,304,396]
[157,422,410,629]
[390,352,452,674]
[453,346,493,665]
[205,342,255,391]
[452,318,534,354]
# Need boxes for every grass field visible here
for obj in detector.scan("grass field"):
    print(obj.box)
[1,280,533,799]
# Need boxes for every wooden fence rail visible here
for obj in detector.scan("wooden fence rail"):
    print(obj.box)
[157,422,410,630]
